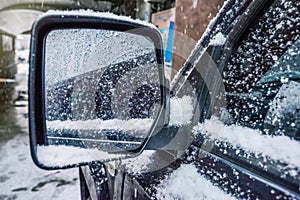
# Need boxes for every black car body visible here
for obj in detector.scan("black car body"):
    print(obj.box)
[78,0,300,199]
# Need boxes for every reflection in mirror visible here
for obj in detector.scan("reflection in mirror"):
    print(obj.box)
[40,28,161,166]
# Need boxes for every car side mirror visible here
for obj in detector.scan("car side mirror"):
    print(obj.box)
[29,11,168,169]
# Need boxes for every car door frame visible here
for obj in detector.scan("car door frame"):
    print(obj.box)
[82,0,300,199]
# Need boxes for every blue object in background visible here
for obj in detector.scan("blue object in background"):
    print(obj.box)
[165,21,174,64]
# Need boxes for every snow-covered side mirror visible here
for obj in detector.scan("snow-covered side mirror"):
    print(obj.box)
[29,11,167,169]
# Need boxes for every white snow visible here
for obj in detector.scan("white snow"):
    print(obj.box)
[193,117,300,168]
[0,61,80,200]
[47,118,153,132]
[37,145,126,167]
[209,32,226,46]
[264,81,300,126]
[120,150,156,174]
[169,95,194,126]
[41,10,158,29]
[16,49,30,63]
[46,95,193,135]
[155,164,234,200]
[0,135,80,200]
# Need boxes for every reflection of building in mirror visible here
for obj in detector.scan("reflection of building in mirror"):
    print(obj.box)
[45,52,161,122]
[43,28,162,155]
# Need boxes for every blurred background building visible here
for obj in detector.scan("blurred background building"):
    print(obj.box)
[0,0,226,80]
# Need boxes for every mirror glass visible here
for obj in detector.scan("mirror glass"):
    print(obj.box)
[38,28,161,166]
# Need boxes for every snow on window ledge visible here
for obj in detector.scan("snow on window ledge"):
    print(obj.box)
[193,116,300,168]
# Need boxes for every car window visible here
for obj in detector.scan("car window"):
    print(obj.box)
[223,0,300,139]
[193,0,300,192]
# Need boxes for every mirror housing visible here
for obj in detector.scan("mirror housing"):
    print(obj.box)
[29,11,168,169]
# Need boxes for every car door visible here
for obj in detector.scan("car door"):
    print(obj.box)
[183,0,299,198]
[124,0,300,199]
[83,0,300,199]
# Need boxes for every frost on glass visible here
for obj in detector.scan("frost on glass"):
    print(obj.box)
[193,0,299,187]
[264,81,300,138]
[40,28,161,166]
[223,0,300,138]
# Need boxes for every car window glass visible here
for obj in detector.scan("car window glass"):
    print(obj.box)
[193,0,300,189]
[223,0,300,139]
[257,37,300,85]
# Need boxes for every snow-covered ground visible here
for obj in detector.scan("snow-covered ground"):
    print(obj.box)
[0,59,80,200]
[0,134,80,200]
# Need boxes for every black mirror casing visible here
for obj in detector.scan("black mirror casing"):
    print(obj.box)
[29,12,168,170]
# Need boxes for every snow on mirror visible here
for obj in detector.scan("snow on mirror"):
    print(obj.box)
[40,28,161,166]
